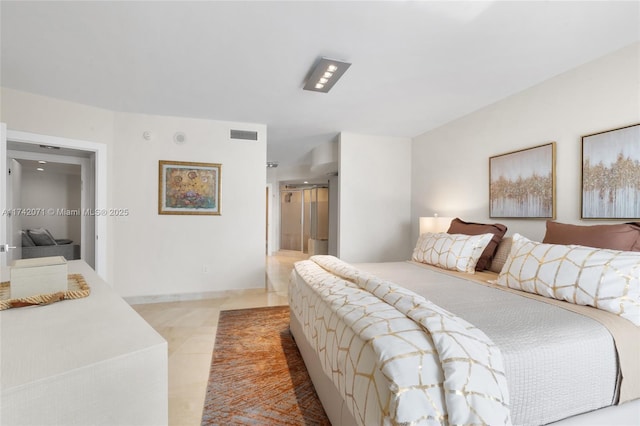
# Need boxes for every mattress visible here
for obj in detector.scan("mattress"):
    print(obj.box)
[290,257,622,426]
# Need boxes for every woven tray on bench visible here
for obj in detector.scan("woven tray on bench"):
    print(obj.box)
[0,274,90,310]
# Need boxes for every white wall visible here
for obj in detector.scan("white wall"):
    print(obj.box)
[412,43,640,242]
[1,88,267,298]
[328,174,339,256]
[266,167,281,254]
[113,113,266,298]
[20,168,82,244]
[339,132,412,262]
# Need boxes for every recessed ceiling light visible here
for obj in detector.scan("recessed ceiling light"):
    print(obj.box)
[36,167,44,171]
[303,57,351,93]
[38,160,47,164]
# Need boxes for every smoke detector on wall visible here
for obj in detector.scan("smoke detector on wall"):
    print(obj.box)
[173,132,187,145]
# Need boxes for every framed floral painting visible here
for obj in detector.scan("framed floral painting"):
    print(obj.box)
[158,160,221,215]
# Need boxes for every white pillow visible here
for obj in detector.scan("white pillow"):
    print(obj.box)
[412,232,493,274]
[497,233,640,326]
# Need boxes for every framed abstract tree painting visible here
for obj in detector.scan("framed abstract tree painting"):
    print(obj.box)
[489,143,556,219]
[582,124,639,219]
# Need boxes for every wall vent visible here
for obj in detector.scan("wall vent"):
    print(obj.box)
[230,129,258,141]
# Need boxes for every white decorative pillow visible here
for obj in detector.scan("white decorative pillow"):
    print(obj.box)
[412,232,493,274]
[497,233,640,326]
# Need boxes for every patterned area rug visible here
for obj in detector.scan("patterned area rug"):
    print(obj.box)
[201,305,330,425]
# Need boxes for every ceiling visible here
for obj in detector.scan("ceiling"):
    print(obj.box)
[14,158,81,176]
[1,1,639,172]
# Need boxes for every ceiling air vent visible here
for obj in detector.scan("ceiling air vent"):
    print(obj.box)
[230,129,258,141]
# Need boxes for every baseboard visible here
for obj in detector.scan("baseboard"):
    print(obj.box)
[125,287,265,305]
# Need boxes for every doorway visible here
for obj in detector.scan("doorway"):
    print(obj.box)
[1,129,108,280]
[9,149,92,262]
[279,185,329,254]
[280,190,303,251]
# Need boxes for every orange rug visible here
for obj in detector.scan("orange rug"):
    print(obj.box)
[201,306,330,425]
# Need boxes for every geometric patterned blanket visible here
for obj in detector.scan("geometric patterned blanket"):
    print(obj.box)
[291,255,511,425]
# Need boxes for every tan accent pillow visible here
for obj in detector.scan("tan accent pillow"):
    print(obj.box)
[488,237,513,273]
[543,221,640,252]
[447,218,507,270]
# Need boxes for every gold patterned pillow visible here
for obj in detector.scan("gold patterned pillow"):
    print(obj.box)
[497,233,640,326]
[412,232,493,273]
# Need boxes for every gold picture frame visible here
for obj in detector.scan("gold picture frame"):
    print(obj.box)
[158,160,221,215]
[489,142,556,219]
[581,123,640,219]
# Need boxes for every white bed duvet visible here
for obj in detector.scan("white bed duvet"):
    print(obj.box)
[289,256,638,426]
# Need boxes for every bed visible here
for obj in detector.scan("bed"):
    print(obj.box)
[288,221,640,426]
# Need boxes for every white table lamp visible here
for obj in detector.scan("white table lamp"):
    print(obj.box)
[419,215,453,235]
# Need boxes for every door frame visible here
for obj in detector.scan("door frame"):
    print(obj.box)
[6,130,109,280]
[1,123,8,272]
[266,183,274,255]
[6,158,22,265]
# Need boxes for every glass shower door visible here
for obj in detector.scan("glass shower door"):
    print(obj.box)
[280,190,302,251]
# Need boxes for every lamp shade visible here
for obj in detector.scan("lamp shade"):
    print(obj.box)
[419,216,453,235]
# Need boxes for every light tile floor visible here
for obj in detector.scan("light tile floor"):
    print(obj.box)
[131,250,308,426]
